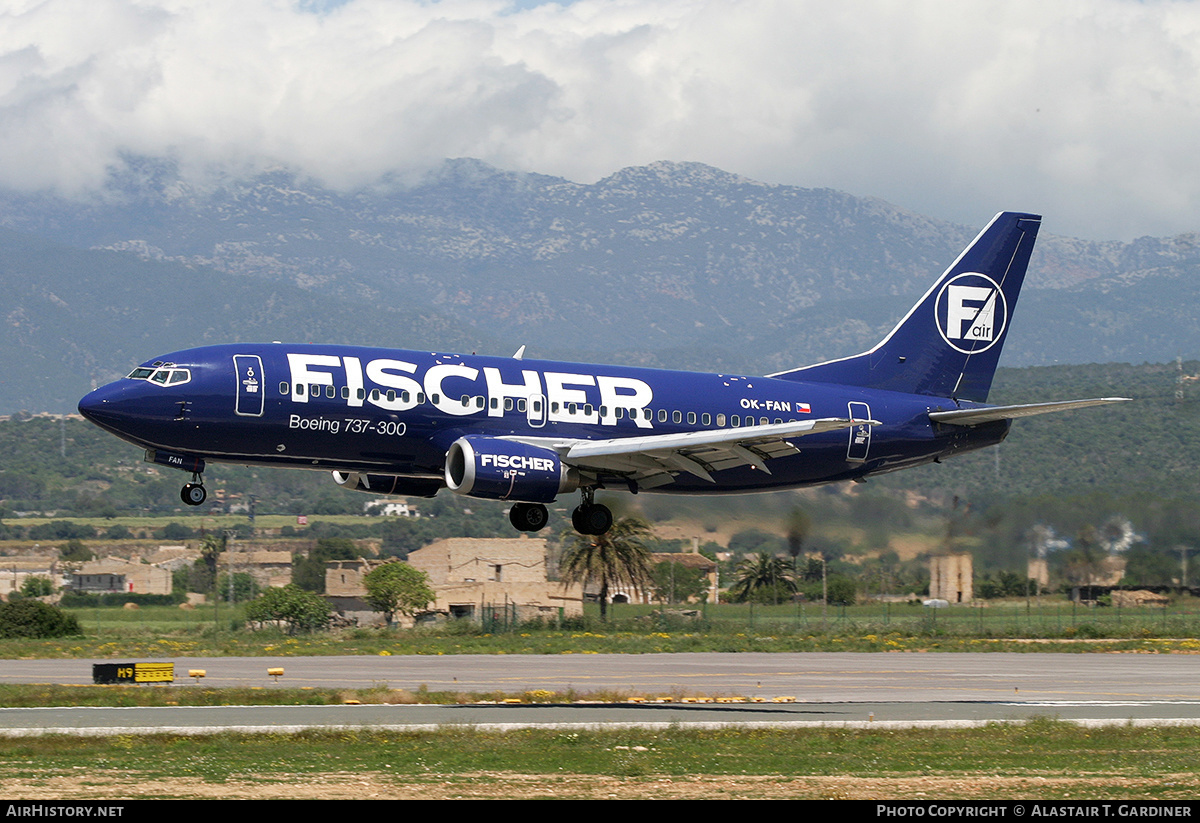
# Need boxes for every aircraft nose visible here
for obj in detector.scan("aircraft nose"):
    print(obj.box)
[77,379,170,438]
[78,382,129,430]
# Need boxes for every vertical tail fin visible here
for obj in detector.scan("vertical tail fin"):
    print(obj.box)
[772,211,1041,402]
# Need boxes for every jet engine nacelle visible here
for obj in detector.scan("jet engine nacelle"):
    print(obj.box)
[331,471,443,498]
[445,436,579,503]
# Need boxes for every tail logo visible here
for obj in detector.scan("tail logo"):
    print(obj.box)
[935,273,1008,354]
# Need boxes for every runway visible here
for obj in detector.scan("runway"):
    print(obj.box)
[2,652,1199,734]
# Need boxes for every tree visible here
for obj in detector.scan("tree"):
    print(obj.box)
[294,537,361,593]
[0,600,81,638]
[824,575,858,606]
[244,585,332,634]
[216,571,261,603]
[363,561,435,624]
[649,560,709,604]
[19,576,54,598]
[728,552,797,604]
[58,539,93,562]
[199,532,225,592]
[559,516,653,622]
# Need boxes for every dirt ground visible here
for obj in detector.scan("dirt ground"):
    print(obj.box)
[5,771,1200,800]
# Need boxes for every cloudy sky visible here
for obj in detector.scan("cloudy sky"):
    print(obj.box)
[3,0,1199,240]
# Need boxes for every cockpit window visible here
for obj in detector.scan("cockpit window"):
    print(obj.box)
[127,367,192,386]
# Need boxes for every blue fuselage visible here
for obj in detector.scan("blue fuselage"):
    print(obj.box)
[78,342,1007,495]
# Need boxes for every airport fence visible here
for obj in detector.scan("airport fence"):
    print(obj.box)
[576,599,1200,639]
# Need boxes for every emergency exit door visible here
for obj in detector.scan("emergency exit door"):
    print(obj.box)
[846,401,872,462]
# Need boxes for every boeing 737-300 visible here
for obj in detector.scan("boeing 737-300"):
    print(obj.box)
[78,211,1128,535]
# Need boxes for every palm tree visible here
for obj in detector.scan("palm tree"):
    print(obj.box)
[559,516,653,622]
[728,552,797,604]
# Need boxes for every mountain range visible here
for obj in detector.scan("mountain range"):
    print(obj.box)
[2,157,1199,414]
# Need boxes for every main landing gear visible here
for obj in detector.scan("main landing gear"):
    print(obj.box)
[180,473,207,507]
[509,502,549,532]
[508,490,614,536]
[571,488,612,536]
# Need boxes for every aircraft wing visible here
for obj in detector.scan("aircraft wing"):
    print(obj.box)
[508,417,876,487]
[928,397,1130,426]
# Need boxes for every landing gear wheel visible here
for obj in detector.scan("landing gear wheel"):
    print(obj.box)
[509,502,549,532]
[181,483,207,507]
[571,503,613,536]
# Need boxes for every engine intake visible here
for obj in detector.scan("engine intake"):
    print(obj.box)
[445,436,579,503]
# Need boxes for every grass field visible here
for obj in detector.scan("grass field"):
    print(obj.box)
[2,596,1193,659]
[2,721,1198,799]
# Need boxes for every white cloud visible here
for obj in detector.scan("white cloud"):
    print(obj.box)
[1,0,1198,239]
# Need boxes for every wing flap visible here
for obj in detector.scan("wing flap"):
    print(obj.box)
[562,417,869,459]
[508,417,875,486]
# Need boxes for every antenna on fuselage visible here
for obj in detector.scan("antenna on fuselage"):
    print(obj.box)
[513,345,527,360]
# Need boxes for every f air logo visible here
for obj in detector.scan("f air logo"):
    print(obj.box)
[935,273,1007,354]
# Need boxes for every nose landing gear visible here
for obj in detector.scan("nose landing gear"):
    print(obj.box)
[181,473,207,506]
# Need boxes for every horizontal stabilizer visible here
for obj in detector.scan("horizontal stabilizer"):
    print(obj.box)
[928,397,1130,426]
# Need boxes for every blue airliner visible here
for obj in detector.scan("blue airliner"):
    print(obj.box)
[78,212,1127,535]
